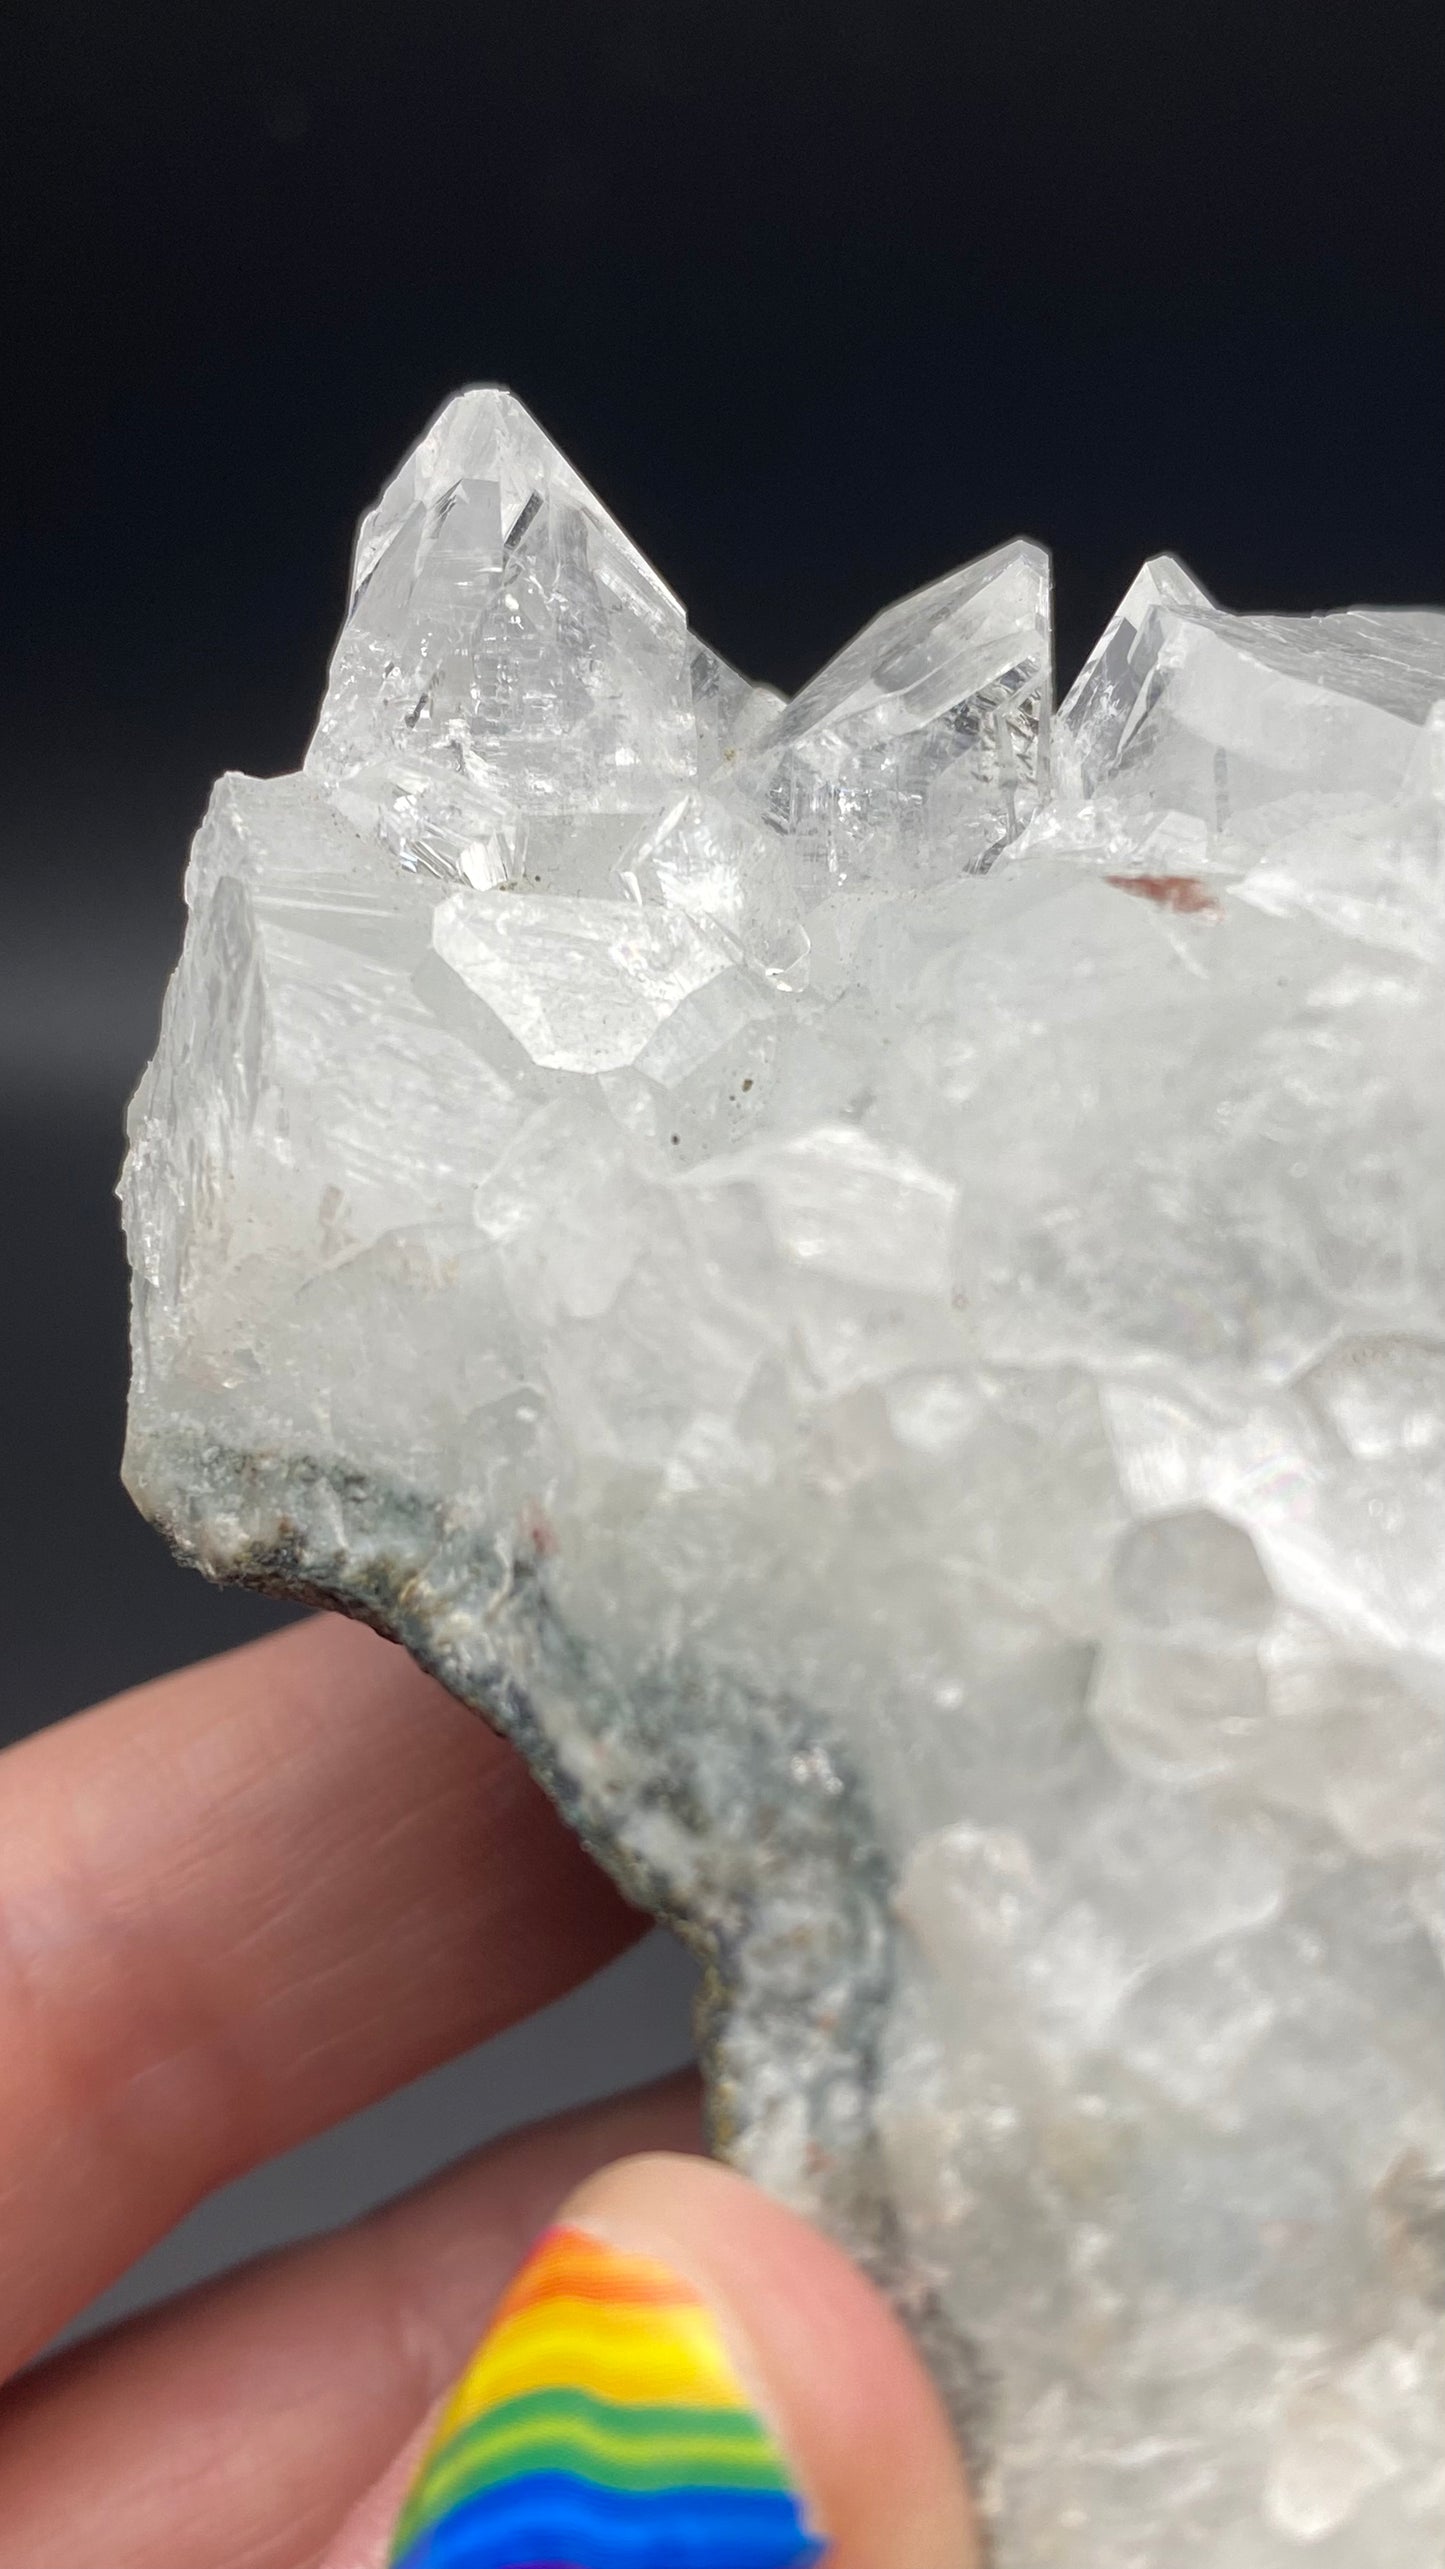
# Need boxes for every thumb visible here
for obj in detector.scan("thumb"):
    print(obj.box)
[319,2150,977,2569]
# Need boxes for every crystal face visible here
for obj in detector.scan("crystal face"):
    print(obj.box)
[122,390,1445,2568]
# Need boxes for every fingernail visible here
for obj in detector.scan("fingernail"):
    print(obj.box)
[388,2220,829,2567]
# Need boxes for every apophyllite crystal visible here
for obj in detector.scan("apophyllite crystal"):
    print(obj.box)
[122,390,1445,2565]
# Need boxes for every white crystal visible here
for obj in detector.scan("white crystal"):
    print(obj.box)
[690,1122,959,1300]
[123,389,1445,2569]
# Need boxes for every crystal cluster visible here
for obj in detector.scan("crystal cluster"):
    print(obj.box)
[123,392,1445,2567]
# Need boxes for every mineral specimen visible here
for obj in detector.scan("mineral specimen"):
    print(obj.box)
[122,390,1445,2566]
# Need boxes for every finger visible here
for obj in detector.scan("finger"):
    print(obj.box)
[322,2423,440,2569]
[0,2073,702,2569]
[0,1613,646,2371]
[327,2151,977,2569]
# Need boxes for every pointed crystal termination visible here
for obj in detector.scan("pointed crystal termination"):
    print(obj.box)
[1056,552,1217,800]
[624,538,1052,981]
[307,386,698,886]
[739,537,1052,899]
[124,389,1445,2569]
[1052,554,1445,869]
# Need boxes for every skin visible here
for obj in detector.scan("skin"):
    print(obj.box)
[0,1613,976,2569]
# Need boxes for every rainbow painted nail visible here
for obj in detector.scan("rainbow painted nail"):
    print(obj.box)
[388,2223,829,2568]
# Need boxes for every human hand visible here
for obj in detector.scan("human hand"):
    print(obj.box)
[0,1614,974,2567]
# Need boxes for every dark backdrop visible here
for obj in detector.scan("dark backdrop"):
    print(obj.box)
[2,0,1442,2329]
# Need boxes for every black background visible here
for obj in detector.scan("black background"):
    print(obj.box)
[1,0,1442,2321]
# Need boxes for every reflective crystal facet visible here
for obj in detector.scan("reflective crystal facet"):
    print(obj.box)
[124,391,1445,2569]
[1049,562,1445,875]
[743,536,1051,899]
[309,386,696,883]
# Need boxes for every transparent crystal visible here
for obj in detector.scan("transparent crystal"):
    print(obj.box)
[1048,559,1445,875]
[308,386,697,881]
[123,390,1445,2569]
[1057,550,1217,799]
[431,889,735,1074]
[737,537,1051,901]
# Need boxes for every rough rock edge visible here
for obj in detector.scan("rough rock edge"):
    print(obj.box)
[124,1425,994,2460]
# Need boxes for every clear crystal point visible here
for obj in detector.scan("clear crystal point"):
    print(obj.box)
[1053,558,1445,871]
[738,537,1052,897]
[308,386,697,882]
[1057,551,1216,797]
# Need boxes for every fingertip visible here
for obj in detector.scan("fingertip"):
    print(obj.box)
[370,2146,977,2569]
[565,2153,978,2569]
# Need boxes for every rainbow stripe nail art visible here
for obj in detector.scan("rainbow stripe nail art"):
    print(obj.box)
[388,2223,828,2569]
